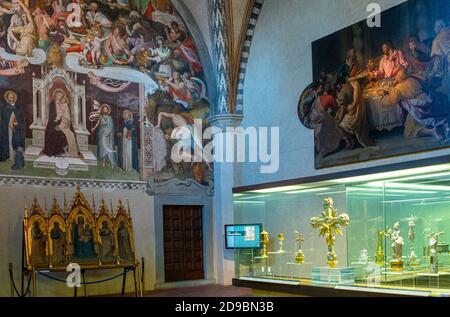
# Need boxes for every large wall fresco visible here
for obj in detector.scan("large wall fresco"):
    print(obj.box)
[298,0,450,169]
[0,0,212,184]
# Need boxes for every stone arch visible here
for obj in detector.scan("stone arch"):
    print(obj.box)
[170,0,217,116]
[235,0,265,114]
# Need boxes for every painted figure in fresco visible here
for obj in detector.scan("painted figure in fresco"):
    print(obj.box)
[170,47,189,74]
[91,27,108,67]
[43,89,79,157]
[92,103,117,167]
[165,21,201,74]
[0,0,211,182]
[183,72,205,101]
[88,72,131,93]
[163,71,192,109]
[105,25,133,65]
[147,35,171,66]
[371,41,408,80]
[0,5,13,48]
[165,21,186,45]
[120,110,139,173]
[7,2,24,52]
[99,220,115,260]
[117,220,132,260]
[55,95,78,157]
[0,58,28,76]
[10,0,37,57]
[122,12,155,55]
[85,2,112,33]
[0,90,25,168]
[50,222,67,265]
[31,221,47,264]
[33,6,56,50]
[381,67,449,141]
[156,111,212,172]
[72,216,96,260]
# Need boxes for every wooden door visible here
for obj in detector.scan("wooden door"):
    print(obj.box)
[163,205,204,282]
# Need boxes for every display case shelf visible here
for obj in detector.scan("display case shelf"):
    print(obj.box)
[233,161,450,296]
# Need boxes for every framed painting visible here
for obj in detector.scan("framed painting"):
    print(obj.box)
[23,187,138,270]
[298,0,450,169]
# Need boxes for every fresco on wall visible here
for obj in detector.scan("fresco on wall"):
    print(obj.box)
[298,0,450,169]
[0,0,212,184]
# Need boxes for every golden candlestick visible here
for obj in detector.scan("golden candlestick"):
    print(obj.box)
[375,230,385,266]
[295,232,305,264]
[277,233,285,253]
[311,198,350,268]
[260,230,269,259]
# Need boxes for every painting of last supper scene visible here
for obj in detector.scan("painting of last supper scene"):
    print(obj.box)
[298,0,450,169]
[0,0,212,184]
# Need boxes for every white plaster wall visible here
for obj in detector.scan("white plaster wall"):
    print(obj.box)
[237,0,450,187]
[0,184,155,297]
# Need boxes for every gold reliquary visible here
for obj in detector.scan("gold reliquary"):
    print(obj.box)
[23,187,136,271]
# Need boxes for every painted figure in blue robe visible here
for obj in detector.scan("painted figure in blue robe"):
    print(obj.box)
[92,104,117,167]
[120,110,139,173]
[72,216,96,260]
[0,90,25,168]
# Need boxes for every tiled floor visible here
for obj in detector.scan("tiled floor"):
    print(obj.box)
[145,285,252,297]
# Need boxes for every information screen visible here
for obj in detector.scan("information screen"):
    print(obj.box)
[225,224,262,249]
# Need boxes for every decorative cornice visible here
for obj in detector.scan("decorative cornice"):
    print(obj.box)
[209,113,244,129]
[147,177,214,197]
[0,175,147,191]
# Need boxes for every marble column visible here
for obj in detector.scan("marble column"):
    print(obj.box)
[210,114,243,285]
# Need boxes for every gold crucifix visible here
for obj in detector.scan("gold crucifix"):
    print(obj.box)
[311,198,350,268]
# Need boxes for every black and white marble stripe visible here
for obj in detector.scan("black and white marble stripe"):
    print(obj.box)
[236,0,265,114]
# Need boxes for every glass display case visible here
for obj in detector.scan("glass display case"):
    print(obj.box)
[232,162,450,296]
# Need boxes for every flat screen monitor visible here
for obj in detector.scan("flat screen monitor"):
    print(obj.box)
[225,224,262,249]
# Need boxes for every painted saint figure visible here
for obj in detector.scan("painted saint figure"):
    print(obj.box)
[10,0,37,57]
[72,216,96,260]
[92,104,117,167]
[33,6,55,50]
[50,222,67,265]
[55,96,78,157]
[371,41,408,80]
[43,89,79,157]
[120,110,139,172]
[0,90,25,169]
[105,25,133,65]
[99,221,115,260]
[117,221,132,260]
[381,67,450,140]
[85,2,112,33]
[308,83,350,158]
[31,221,47,265]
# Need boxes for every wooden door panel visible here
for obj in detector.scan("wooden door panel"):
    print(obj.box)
[163,205,204,282]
